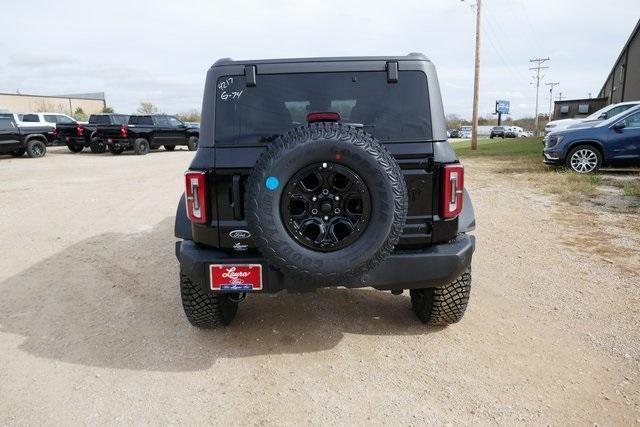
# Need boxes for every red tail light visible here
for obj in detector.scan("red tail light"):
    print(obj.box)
[441,164,464,219]
[120,124,128,138]
[306,112,340,123]
[52,127,59,137]
[75,125,84,136]
[185,171,208,224]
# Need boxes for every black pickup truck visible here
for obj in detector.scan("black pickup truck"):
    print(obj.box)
[95,114,199,155]
[0,117,54,158]
[56,113,130,153]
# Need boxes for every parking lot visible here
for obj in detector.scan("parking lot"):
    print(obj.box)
[0,147,638,424]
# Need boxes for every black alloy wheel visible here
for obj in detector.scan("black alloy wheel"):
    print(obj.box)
[281,162,371,252]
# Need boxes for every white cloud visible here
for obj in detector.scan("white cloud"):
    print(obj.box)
[0,0,638,118]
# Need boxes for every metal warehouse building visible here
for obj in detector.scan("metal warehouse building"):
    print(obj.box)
[598,19,640,104]
[0,92,106,115]
[554,18,640,120]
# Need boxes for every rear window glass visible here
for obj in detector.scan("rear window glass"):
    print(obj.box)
[44,114,74,124]
[129,116,153,125]
[22,114,39,122]
[113,115,129,125]
[0,117,15,129]
[89,115,109,124]
[215,71,431,145]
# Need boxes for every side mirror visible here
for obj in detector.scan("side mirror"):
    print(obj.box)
[613,121,626,131]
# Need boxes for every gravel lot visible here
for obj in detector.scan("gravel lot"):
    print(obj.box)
[1,146,638,425]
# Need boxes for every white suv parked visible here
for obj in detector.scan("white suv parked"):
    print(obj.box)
[546,101,640,134]
[20,112,76,129]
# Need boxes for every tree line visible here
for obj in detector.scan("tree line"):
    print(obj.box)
[67,102,201,123]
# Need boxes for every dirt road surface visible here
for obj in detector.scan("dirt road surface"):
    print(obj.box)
[1,147,638,425]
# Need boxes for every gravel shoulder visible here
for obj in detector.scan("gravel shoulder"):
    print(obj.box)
[0,148,638,425]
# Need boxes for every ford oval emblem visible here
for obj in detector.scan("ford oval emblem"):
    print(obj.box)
[229,230,251,239]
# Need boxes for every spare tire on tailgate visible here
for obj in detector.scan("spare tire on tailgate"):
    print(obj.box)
[246,123,408,285]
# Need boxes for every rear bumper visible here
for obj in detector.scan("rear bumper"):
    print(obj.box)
[176,234,475,294]
[60,136,87,146]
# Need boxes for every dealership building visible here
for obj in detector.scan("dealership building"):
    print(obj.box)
[553,18,639,120]
[0,92,106,116]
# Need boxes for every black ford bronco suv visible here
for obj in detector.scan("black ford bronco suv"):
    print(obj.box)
[175,54,476,328]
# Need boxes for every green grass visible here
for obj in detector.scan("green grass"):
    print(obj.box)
[622,182,640,197]
[452,137,640,204]
[453,137,543,158]
[452,137,603,202]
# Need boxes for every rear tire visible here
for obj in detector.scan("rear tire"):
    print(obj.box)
[180,274,239,328]
[133,138,150,155]
[90,138,106,153]
[67,144,84,153]
[410,267,471,326]
[187,136,198,151]
[26,139,47,158]
[10,148,25,157]
[164,145,176,151]
[108,145,124,155]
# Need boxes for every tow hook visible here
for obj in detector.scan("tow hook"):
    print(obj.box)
[228,293,247,303]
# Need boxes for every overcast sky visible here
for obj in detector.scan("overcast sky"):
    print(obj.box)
[1,0,638,118]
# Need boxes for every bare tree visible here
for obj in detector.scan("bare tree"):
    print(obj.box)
[176,109,201,122]
[137,102,159,114]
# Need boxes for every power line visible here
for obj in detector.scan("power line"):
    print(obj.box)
[545,82,560,120]
[529,57,550,136]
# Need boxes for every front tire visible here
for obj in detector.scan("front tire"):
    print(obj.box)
[26,140,47,158]
[133,138,150,155]
[187,136,198,151]
[180,274,239,328]
[410,267,472,326]
[566,145,602,173]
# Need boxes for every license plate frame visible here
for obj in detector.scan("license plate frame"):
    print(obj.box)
[210,264,263,292]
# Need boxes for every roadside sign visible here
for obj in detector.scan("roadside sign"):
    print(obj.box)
[496,100,510,114]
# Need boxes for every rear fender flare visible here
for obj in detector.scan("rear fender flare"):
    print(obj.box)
[175,193,193,240]
[25,134,47,145]
[457,189,475,233]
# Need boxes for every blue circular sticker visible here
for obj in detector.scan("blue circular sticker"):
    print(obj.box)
[265,176,280,190]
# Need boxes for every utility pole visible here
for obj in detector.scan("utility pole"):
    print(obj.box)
[470,0,482,150]
[545,82,559,121]
[556,92,564,101]
[529,57,550,136]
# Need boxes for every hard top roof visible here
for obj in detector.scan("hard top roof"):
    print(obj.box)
[212,53,430,67]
